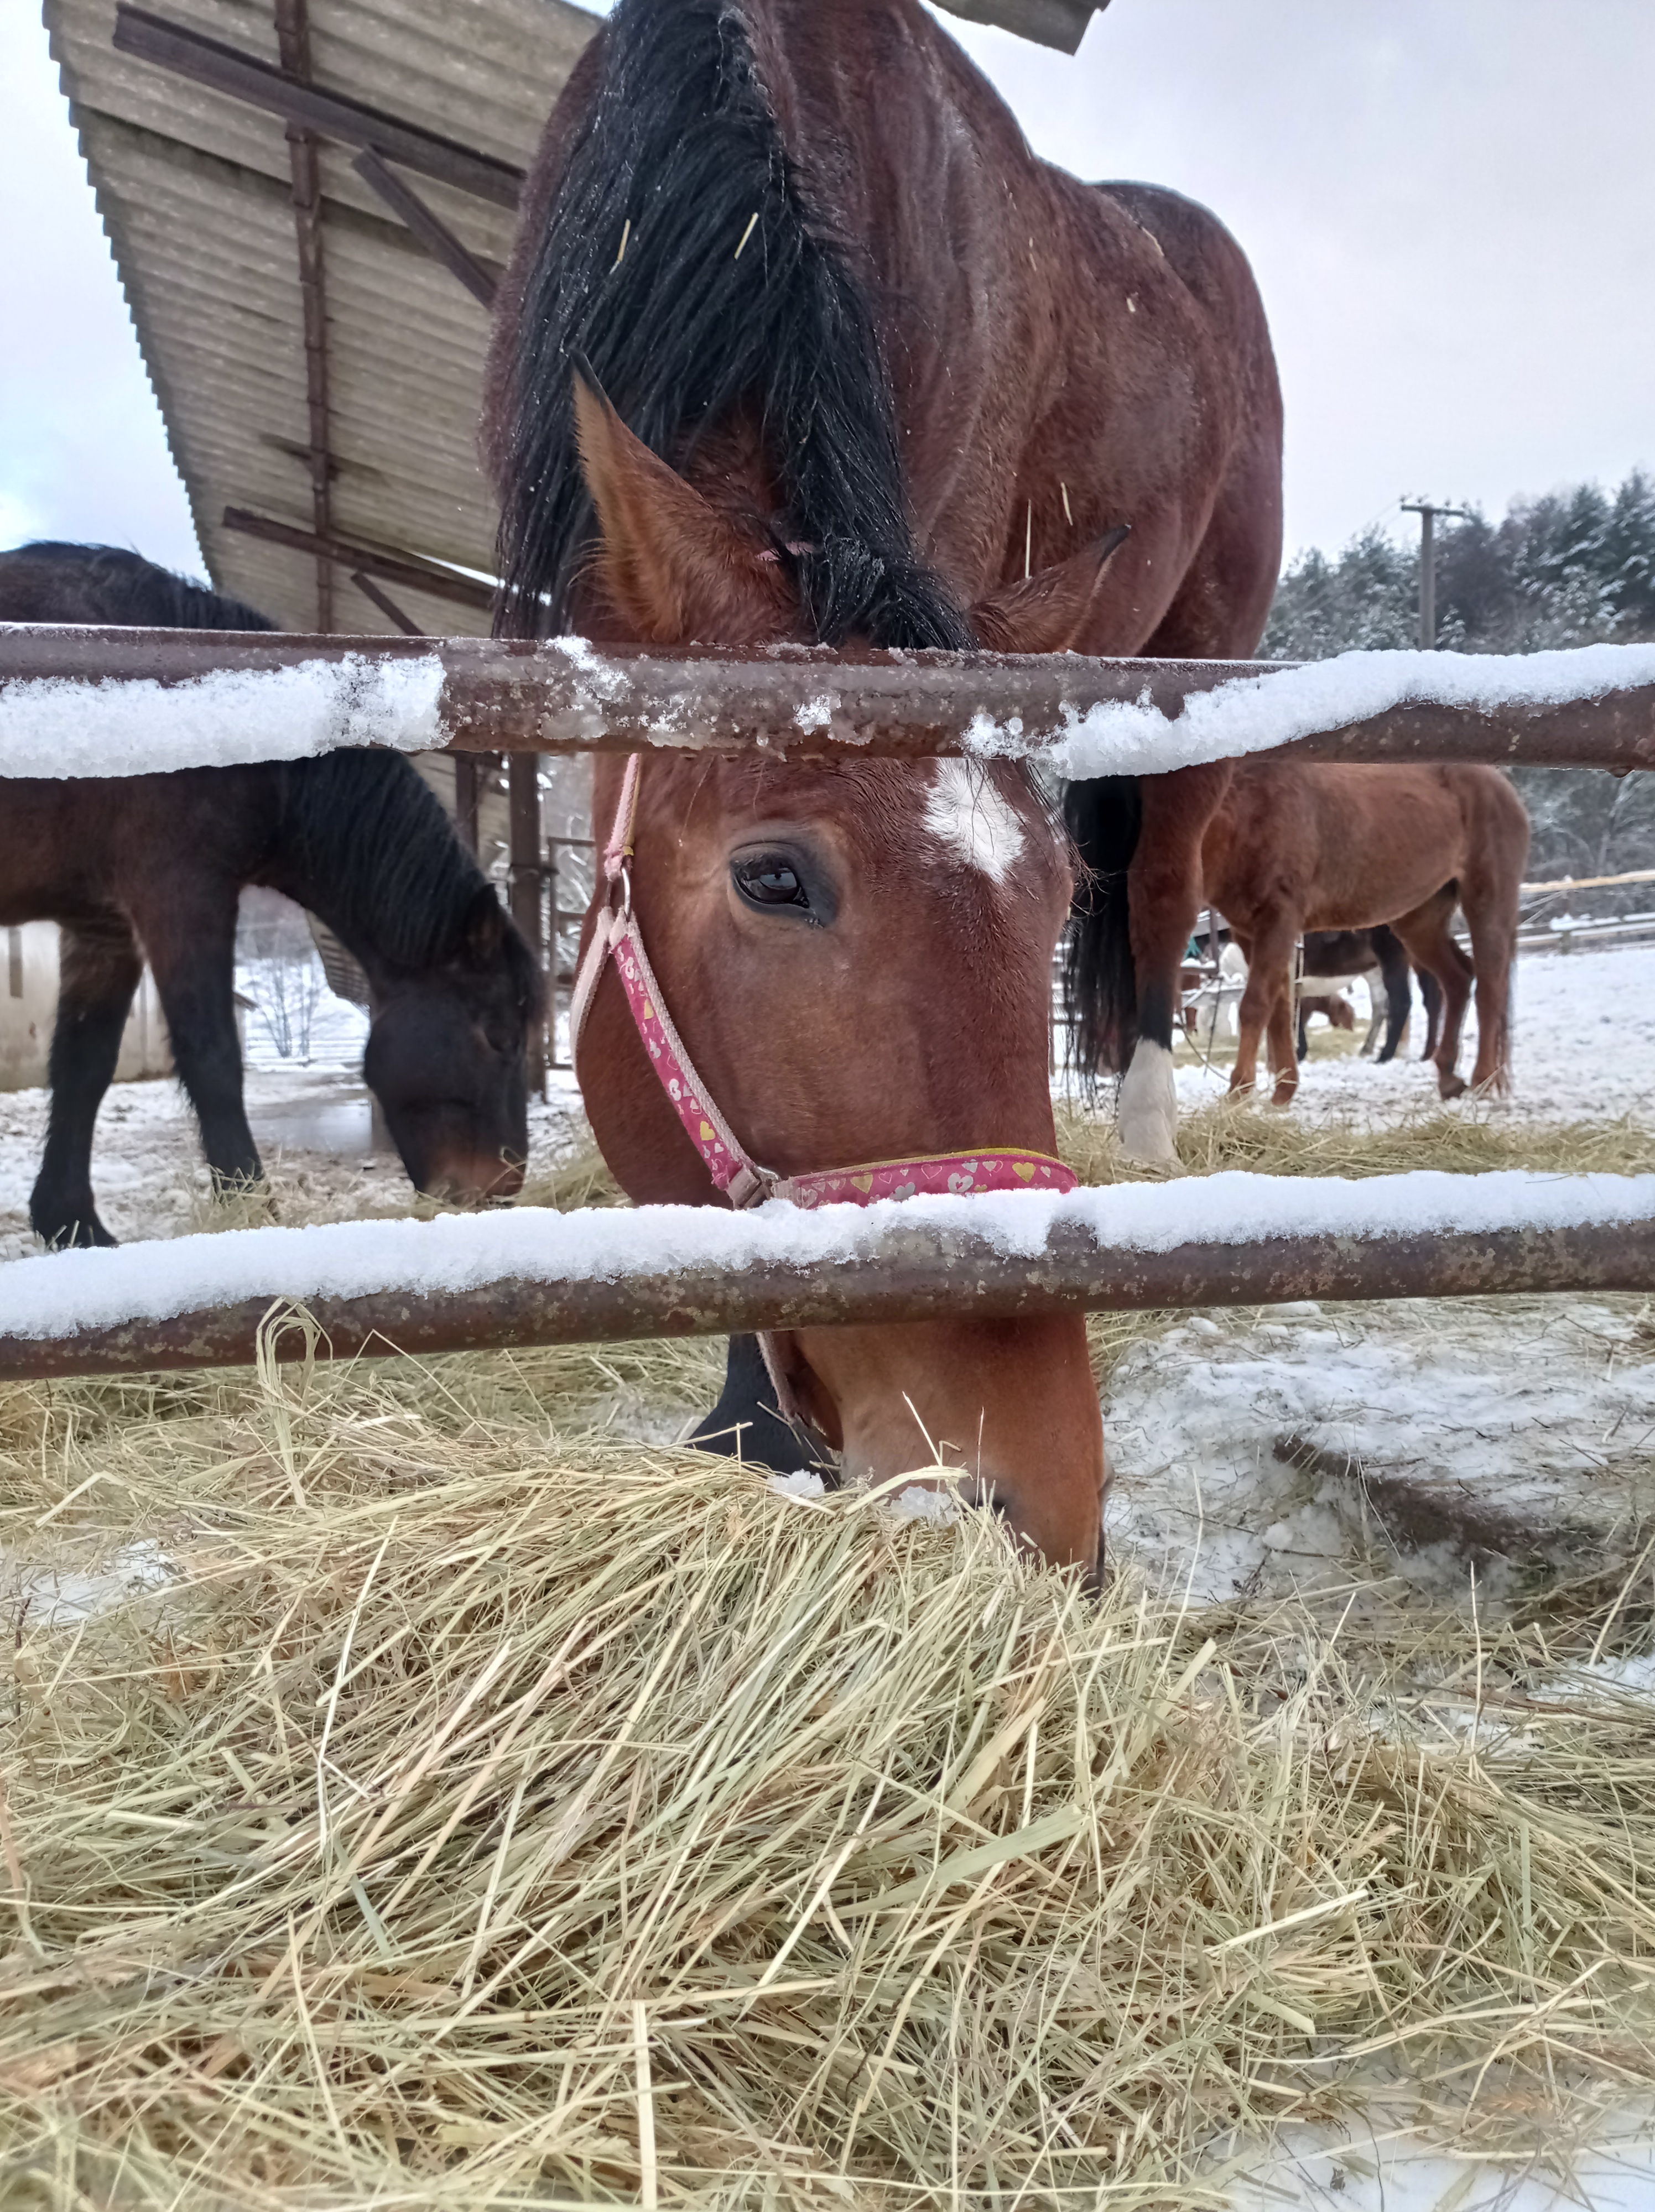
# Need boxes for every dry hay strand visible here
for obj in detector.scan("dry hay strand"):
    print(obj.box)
[5,1335,1655,2206]
[1056,1097,1655,1187]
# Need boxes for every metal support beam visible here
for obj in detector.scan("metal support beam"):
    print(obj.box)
[508,753,548,1089]
[6,628,1653,775]
[273,0,332,632]
[2,1211,1649,1383]
[112,6,524,208]
[349,571,425,637]
[222,511,495,613]
[351,150,499,307]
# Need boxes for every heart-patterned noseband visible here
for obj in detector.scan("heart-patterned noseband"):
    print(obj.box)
[569,754,1078,1215]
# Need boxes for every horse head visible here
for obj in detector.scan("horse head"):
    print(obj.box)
[362,885,543,1207]
[570,378,1123,1576]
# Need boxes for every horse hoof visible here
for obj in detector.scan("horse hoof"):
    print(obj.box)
[1438,1073,1468,1101]
[34,1215,116,1250]
[1118,1147,1184,1178]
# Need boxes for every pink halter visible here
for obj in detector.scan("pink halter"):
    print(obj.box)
[569,755,1078,1214]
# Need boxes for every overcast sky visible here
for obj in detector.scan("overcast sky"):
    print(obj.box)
[2,0,1651,583]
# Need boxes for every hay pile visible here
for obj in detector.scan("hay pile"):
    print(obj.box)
[6,1340,1655,2207]
[1057,1095,1655,1186]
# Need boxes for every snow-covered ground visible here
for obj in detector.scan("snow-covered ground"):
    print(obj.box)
[0,1059,588,1261]
[1156,941,1655,1128]
[1106,1296,1655,1605]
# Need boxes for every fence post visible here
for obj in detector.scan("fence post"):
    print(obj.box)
[508,754,547,1092]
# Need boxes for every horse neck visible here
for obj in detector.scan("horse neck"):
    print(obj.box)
[266,750,482,980]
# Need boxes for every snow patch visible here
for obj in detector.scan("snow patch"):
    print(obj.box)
[962,640,1655,778]
[923,759,1026,883]
[0,654,445,778]
[767,1469,828,1501]
[889,1484,962,1527]
[1106,1301,1655,1604]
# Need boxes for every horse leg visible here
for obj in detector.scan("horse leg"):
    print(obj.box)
[1417,967,1443,1059]
[1266,977,1301,1105]
[1392,890,1475,1098]
[1360,973,1386,1056]
[139,888,263,1197]
[1459,852,1525,1094]
[29,916,143,1248]
[1118,763,1231,1166]
[1229,918,1294,1099]
[1375,928,1412,1062]
[690,1335,836,1480]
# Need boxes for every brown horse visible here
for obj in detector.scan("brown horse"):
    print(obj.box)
[1148,762,1529,1129]
[482,0,1282,1571]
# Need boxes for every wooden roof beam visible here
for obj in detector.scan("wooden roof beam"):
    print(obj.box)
[351,150,499,308]
[222,508,496,613]
[112,5,524,208]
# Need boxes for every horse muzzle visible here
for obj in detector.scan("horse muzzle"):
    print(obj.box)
[423,1150,527,1207]
[778,1313,1108,1578]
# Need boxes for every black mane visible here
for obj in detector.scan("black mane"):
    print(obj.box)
[495,0,972,651]
[277,749,529,991]
[0,541,275,631]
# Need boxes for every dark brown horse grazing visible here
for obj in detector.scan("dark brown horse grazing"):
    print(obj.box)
[482,0,1282,1573]
[0,543,542,1248]
[1132,761,1529,1124]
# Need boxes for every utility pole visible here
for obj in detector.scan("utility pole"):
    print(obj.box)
[1400,499,1472,649]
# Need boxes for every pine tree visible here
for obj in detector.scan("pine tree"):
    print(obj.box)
[1260,469,1655,878]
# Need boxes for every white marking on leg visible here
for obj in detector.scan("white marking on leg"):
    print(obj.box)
[924,760,1026,885]
[1116,1039,1179,1166]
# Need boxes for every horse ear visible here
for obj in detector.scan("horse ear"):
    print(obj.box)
[572,370,791,644]
[970,525,1132,654]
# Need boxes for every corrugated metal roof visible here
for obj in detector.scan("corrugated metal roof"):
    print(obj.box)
[43,0,598,635]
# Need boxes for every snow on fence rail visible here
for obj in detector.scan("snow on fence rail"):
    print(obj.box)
[2,1172,1653,1381]
[3,626,1655,776]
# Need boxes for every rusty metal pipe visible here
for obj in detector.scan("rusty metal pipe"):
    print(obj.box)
[2,1215,1650,1383]
[3,628,1654,770]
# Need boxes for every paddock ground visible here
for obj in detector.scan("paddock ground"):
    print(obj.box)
[4,943,1655,2206]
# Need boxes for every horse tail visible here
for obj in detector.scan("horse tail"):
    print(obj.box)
[1061,776,1141,1078]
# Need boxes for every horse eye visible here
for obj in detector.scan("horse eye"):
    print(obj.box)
[733,854,810,912]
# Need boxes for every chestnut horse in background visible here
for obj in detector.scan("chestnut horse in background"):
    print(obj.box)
[481,0,1283,1574]
[1076,760,1529,1135]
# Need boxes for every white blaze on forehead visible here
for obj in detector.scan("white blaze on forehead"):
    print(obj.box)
[923,759,1027,885]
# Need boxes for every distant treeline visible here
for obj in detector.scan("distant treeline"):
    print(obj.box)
[1261,469,1655,885]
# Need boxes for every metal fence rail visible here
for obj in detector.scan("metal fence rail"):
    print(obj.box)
[2,1203,1651,1382]
[4,627,1655,769]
